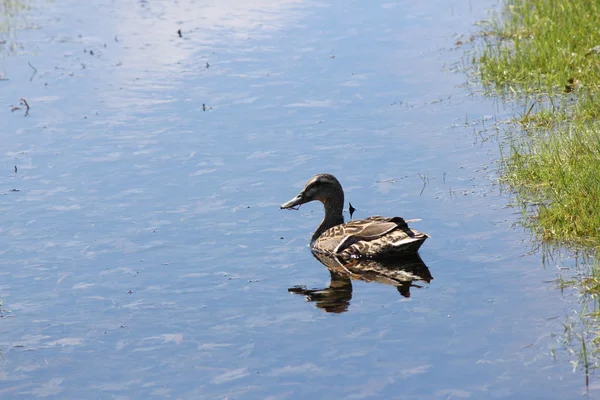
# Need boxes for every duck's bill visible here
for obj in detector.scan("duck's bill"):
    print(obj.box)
[280,193,304,210]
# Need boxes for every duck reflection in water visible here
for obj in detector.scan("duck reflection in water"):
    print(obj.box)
[289,251,432,313]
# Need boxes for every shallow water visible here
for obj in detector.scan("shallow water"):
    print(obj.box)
[0,0,591,398]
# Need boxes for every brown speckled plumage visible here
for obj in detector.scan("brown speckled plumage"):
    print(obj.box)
[281,174,428,259]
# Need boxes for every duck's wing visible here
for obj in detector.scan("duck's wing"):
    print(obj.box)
[331,216,412,253]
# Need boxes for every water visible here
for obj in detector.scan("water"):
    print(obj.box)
[0,0,591,398]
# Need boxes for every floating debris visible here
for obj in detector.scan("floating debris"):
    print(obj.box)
[586,45,600,56]
[28,62,37,82]
[11,98,30,116]
[564,77,580,93]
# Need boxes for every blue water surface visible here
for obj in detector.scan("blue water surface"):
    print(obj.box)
[0,0,590,398]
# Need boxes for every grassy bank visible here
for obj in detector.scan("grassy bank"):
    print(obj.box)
[503,123,600,246]
[478,0,600,247]
[479,0,600,99]
[476,0,600,379]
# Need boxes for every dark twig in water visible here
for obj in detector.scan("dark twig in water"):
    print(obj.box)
[524,102,535,119]
[20,98,30,116]
[349,202,356,219]
[28,62,37,82]
[582,335,589,389]
[418,173,428,196]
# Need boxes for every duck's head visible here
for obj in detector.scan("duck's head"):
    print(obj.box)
[281,173,344,210]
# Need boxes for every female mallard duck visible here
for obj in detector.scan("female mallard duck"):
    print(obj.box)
[280,174,428,259]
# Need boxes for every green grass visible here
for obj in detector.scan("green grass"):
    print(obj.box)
[476,0,600,379]
[478,0,600,98]
[477,0,600,248]
[502,122,600,247]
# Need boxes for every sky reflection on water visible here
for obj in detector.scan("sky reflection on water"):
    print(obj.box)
[0,0,591,398]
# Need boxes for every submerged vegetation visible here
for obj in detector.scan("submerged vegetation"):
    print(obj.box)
[476,0,600,379]
[0,0,30,57]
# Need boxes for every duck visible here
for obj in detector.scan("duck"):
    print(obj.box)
[280,173,428,259]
